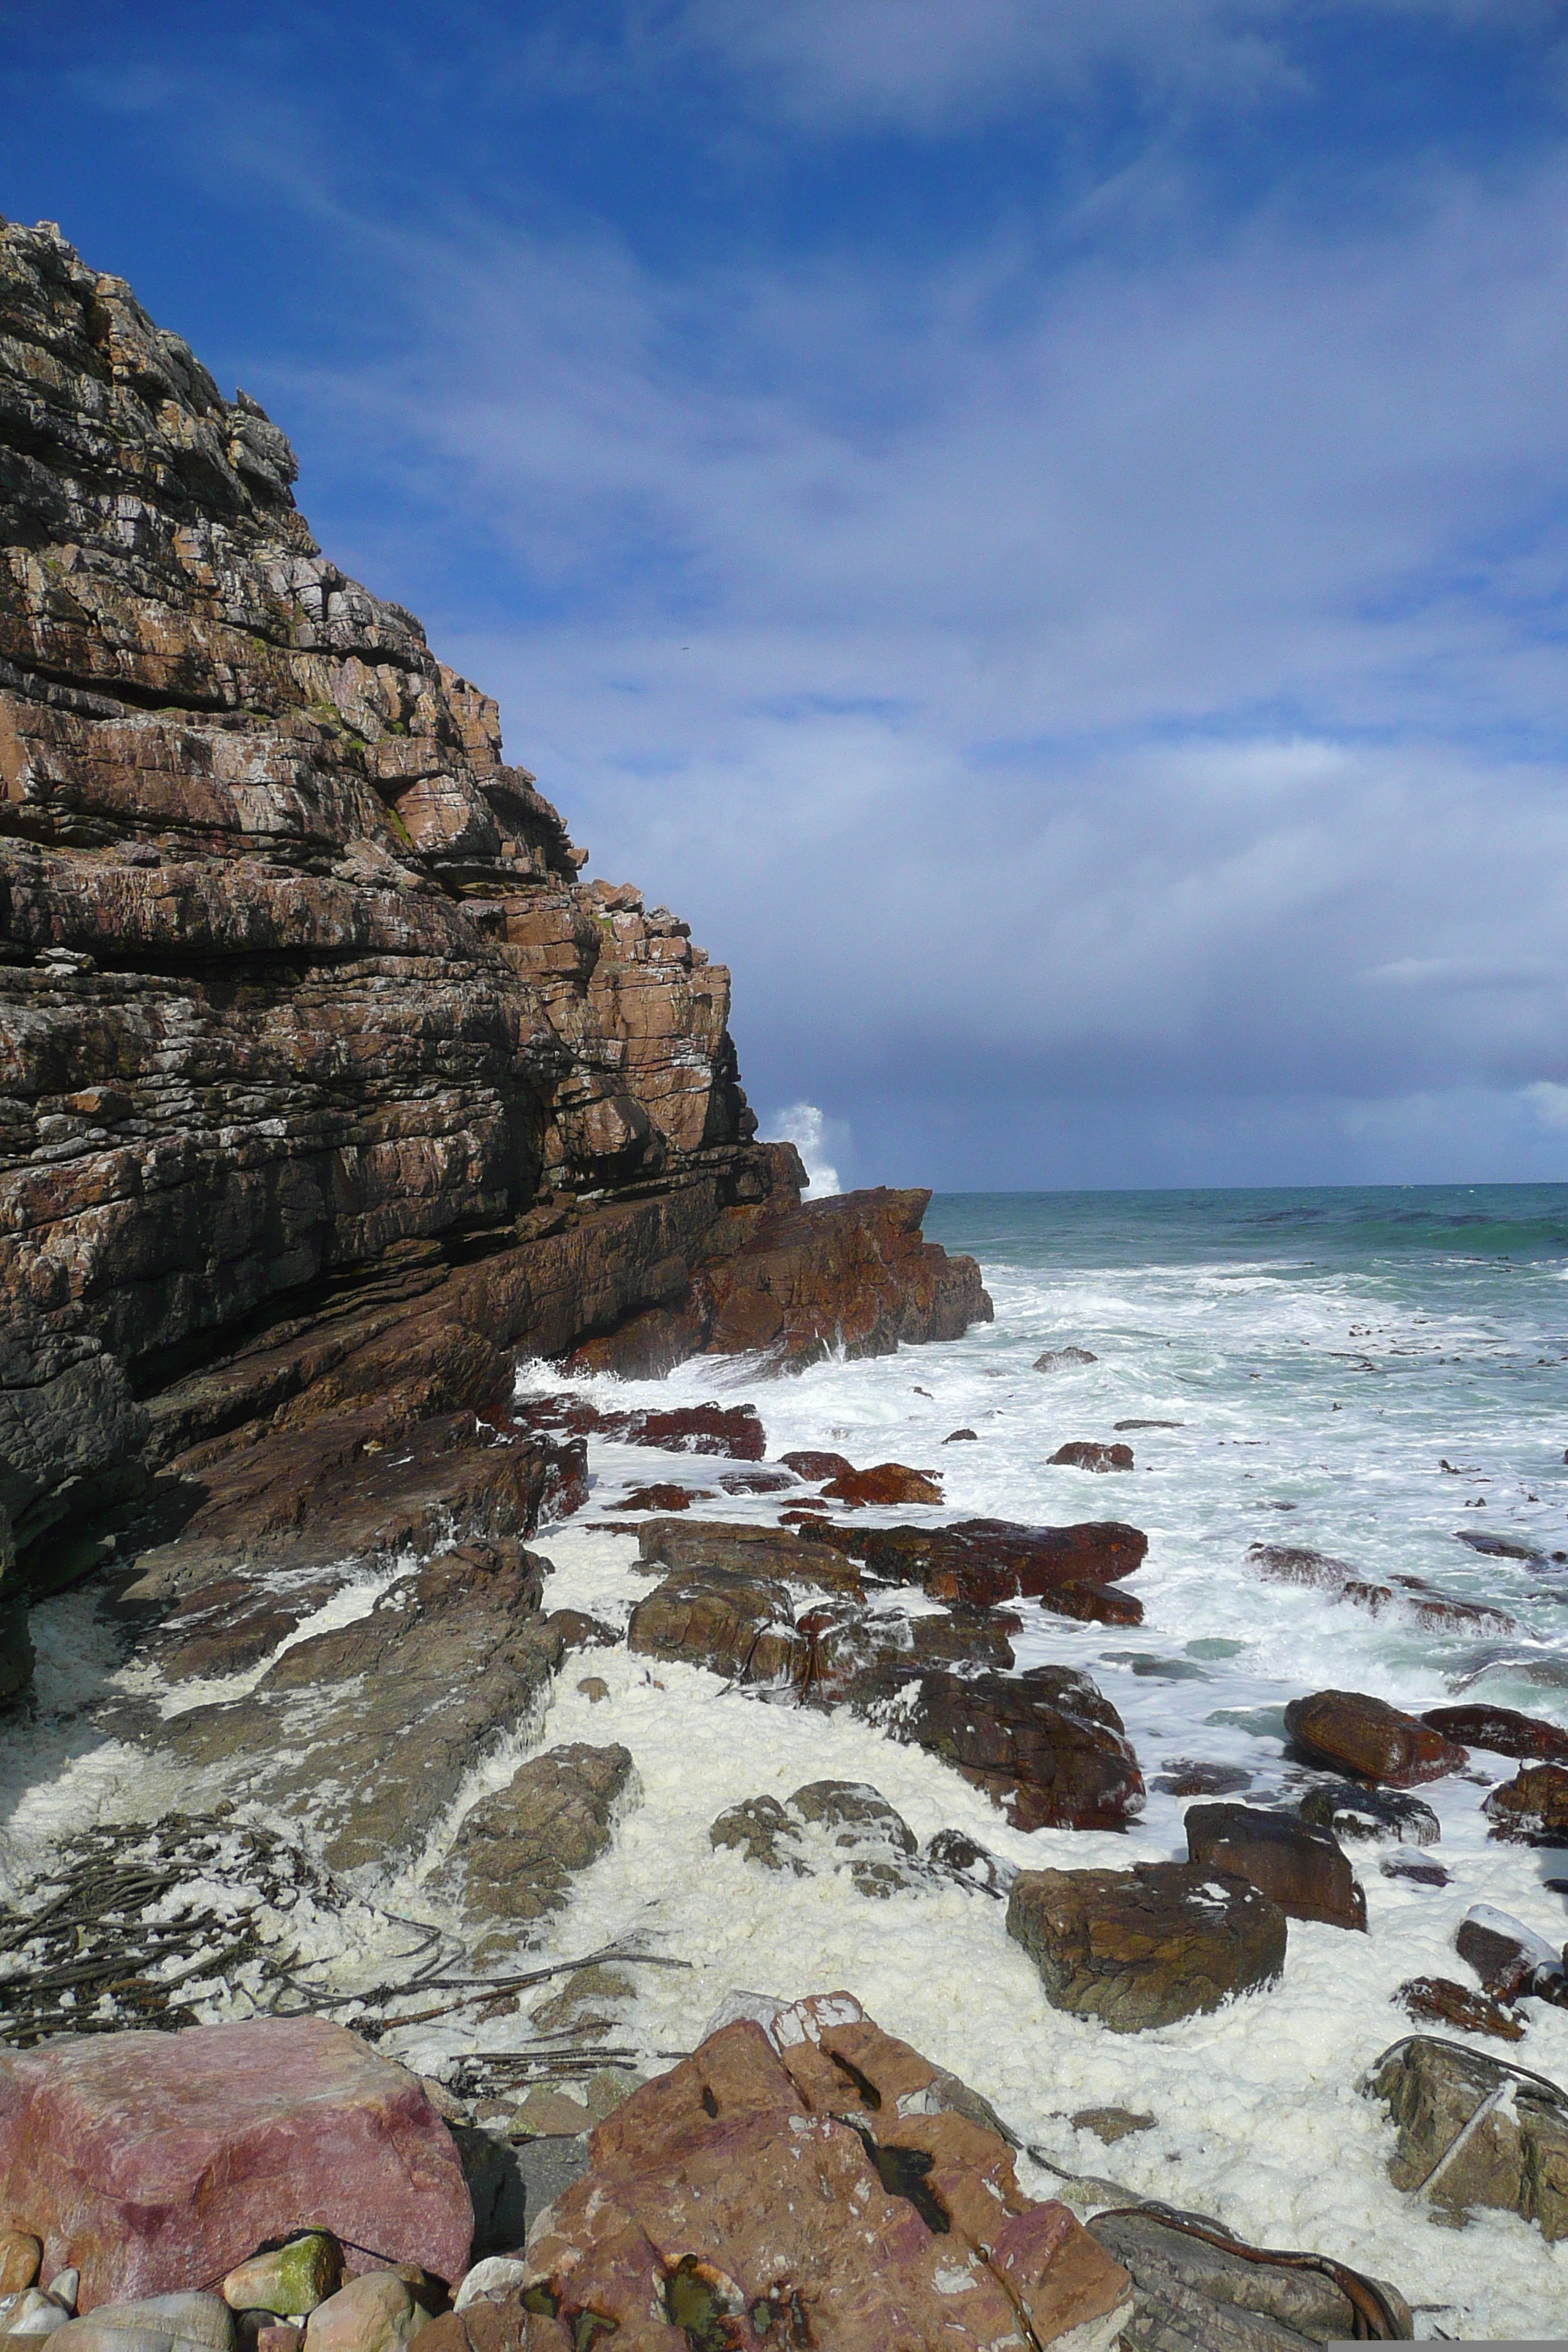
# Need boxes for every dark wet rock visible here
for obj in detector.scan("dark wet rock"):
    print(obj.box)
[1425,1703,1568,1765]
[1008,1861,1286,2032]
[1397,1977,1525,2043]
[717,1468,795,1494]
[922,1828,1017,1899]
[1298,1782,1441,1846]
[1483,1763,1568,1844]
[437,1744,636,1951]
[1153,1760,1254,1798]
[121,1411,585,1605]
[1247,1546,1515,1633]
[1114,1420,1183,1431]
[608,1482,712,1512]
[600,1403,766,1460]
[1033,1348,1098,1371]
[1455,1904,1568,2002]
[625,1566,802,1684]
[143,1574,339,1682]
[1047,1442,1133,1473]
[637,1516,863,1594]
[165,1540,565,1872]
[1364,2035,1568,2239]
[798,1598,1017,1708]
[0,1501,35,1707]
[1454,1530,1545,1562]
[1284,1689,1466,1787]
[877,1664,1145,1832]
[1185,1803,1365,1931]
[814,1515,1148,1626]
[820,1463,943,1508]
[1380,1855,1450,1887]
[1102,1650,1210,1682]
[943,1428,978,1443]
[1087,2209,1412,2347]
[777,1449,855,1482]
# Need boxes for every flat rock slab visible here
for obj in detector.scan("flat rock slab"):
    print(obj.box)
[0,2019,470,2308]
[1283,1689,1466,1787]
[1364,2033,1568,2239]
[636,1519,862,1595]
[1183,1803,1365,1931]
[1008,1862,1286,2031]
[1087,2212,1411,2348]
[164,1542,564,1873]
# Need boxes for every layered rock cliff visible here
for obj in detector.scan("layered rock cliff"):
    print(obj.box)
[0,218,989,1628]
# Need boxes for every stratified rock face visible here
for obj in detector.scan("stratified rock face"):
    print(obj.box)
[0,219,990,1593]
[0,2018,472,2307]
[1007,1862,1286,2031]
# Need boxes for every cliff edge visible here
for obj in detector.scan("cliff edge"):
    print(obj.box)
[0,218,989,1637]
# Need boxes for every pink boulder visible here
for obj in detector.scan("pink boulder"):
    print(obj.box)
[0,2020,471,2313]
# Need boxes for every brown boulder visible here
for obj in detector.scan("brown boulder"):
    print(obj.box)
[1184,1802,1365,1931]
[1047,1443,1132,1473]
[626,1569,802,1684]
[1365,2035,1568,2239]
[717,1469,794,1494]
[856,1518,1147,1597]
[599,1403,766,1460]
[1396,1977,1524,2043]
[880,1665,1145,1831]
[1283,1689,1466,1786]
[1424,1703,1568,1765]
[0,2020,470,2309]
[777,1450,856,1482]
[636,1518,862,1595]
[1454,1904,1566,1999]
[820,1463,943,1508]
[521,2007,1128,2352]
[1483,1763,1568,1844]
[799,1599,1017,1708]
[609,1485,711,1512]
[1007,1863,1286,2032]
[1247,1546,1515,1633]
[437,1744,636,1944]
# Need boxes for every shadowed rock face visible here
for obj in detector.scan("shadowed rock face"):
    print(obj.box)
[0,219,990,1613]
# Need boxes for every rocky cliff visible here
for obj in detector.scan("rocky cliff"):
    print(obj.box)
[0,218,988,1637]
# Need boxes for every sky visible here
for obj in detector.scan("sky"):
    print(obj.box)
[6,1,1568,1192]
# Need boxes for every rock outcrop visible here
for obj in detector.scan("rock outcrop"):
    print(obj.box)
[0,218,988,1640]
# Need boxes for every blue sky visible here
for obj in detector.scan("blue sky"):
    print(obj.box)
[7,1,1568,1191]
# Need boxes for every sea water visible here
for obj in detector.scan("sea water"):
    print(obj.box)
[7,1183,1568,2337]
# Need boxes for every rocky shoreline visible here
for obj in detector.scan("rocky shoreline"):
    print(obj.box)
[6,219,1568,2348]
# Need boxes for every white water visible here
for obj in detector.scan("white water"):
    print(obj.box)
[7,1186,1568,2337]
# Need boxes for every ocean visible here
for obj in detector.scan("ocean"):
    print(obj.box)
[5,1183,1568,2337]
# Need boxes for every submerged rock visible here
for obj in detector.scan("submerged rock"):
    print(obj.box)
[1006,1861,1287,2032]
[1033,1348,1098,1372]
[1297,1782,1441,1846]
[1247,1545,1515,1633]
[1047,1442,1133,1473]
[711,1781,924,1899]
[1284,1689,1466,1787]
[1184,1802,1365,1931]
[0,2020,470,2307]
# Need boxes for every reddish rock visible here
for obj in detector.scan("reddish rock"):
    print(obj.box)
[1007,1863,1286,2031]
[0,2019,470,2310]
[1483,1764,1568,1845]
[417,2302,567,2352]
[1033,1348,1097,1372]
[1423,1703,1568,1766]
[598,1404,766,1460]
[608,1485,710,1513]
[521,2009,1127,2352]
[636,1519,862,1595]
[1152,1760,1253,1797]
[1047,1443,1133,1473]
[819,1463,943,1509]
[879,1665,1145,1831]
[1397,1977,1524,2043]
[777,1450,856,1482]
[1184,1802,1365,1930]
[1283,1689,1467,1787]
[836,1518,1147,1625]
